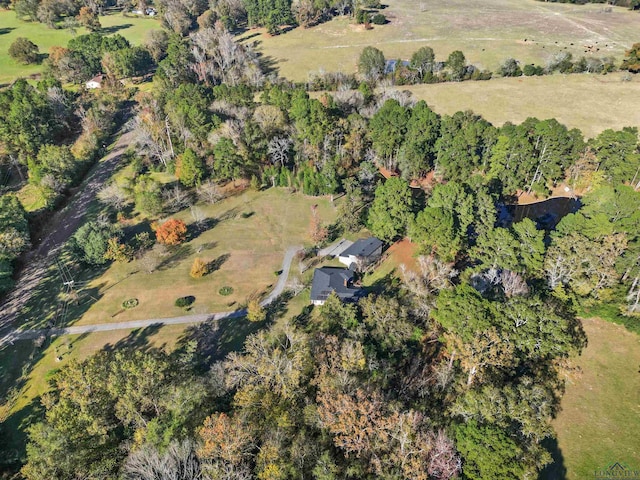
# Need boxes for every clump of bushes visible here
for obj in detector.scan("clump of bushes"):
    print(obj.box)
[9,37,39,64]
[219,286,234,296]
[122,298,139,309]
[523,64,544,76]
[175,296,195,308]
[371,13,386,24]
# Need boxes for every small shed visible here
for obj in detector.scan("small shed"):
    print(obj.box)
[85,74,103,89]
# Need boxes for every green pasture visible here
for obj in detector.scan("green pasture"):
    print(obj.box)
[548,317,640,479]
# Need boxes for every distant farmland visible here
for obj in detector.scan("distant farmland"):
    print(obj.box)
[396,73,640,139]
[241,0,638,81]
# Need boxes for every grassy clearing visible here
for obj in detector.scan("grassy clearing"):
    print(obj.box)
[549,317,640,479]
[13,187,337,331]
[397,72,640,139]
[0,10,159,85]
[244,0,639,82]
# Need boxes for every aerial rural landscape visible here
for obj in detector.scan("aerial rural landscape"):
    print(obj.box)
[0,0,639,477]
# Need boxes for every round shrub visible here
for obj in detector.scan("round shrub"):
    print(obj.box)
[175,296,195,308]
[371,13,386,25]
[122,298,139,309]
[219,286,234,296]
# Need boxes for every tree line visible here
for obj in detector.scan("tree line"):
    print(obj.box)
[0,77,125,294]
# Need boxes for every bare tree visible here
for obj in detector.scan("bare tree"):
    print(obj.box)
[427,430,461,479]
[190,205,207,227]
[123,439,202,480]
[163,185,193,212]
[40,173,66,193]
[626,276,640,314]
[267,136,292,167]
[128,114,174,167]
[401,256,458,297]
[431,361,454,392]
[98,182,131,210]
[139,244,166,273]
[544,252,575,289]
[197,180,223,204]
[189,24,263,87]
[287,276,305,296]
[499,270,529,297]
[47,86,71,130]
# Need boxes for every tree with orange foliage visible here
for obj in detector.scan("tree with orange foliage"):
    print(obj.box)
[198,413,254,478]
[309,204,328,245]
[155,218,187,246]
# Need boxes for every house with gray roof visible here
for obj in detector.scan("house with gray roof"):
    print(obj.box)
[338,237,384,270]
[310,267,363,306]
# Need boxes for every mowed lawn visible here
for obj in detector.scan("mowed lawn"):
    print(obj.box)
[398,72,640,139]
[243,0,639,81]
[0,9,160,85]
[58,188,335,327]
[549,317,640,479]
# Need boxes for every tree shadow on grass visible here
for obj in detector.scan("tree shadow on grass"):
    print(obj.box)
[254,52,280,77]
[218,207,239,222]
[194,241,217,254]
[15,257,109,332]
[102,323,163,353]
[0,27,16,35]
[157,244,193,271]
[180,313,272,365]
[100,23,134,35]
[207,253,230,273]
[365,270,400,296]
[241,31,261,41]
[538,437,566,480]
[0,394,45,475]
[265,291,294,320]
[187,218,218,241]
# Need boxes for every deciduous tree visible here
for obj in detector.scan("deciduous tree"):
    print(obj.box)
[155,218,188,246]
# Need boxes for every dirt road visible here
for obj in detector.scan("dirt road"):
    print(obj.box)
[0,129,135,347]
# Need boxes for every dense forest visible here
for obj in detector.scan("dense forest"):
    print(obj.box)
[1,0,640,478]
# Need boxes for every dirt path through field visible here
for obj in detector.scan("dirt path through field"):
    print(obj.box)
[0,129,134,347]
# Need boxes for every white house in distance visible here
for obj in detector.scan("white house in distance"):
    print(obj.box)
[85,74,103,89]
[338,237,384,270]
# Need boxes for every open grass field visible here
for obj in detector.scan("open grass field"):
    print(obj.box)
[547,317,640,479]
[0,9,160,85]
[243,0,638,81]
[397,72,640,139]
[13,187,337,331]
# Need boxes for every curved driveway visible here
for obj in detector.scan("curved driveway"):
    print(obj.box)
[11,245,303,341]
